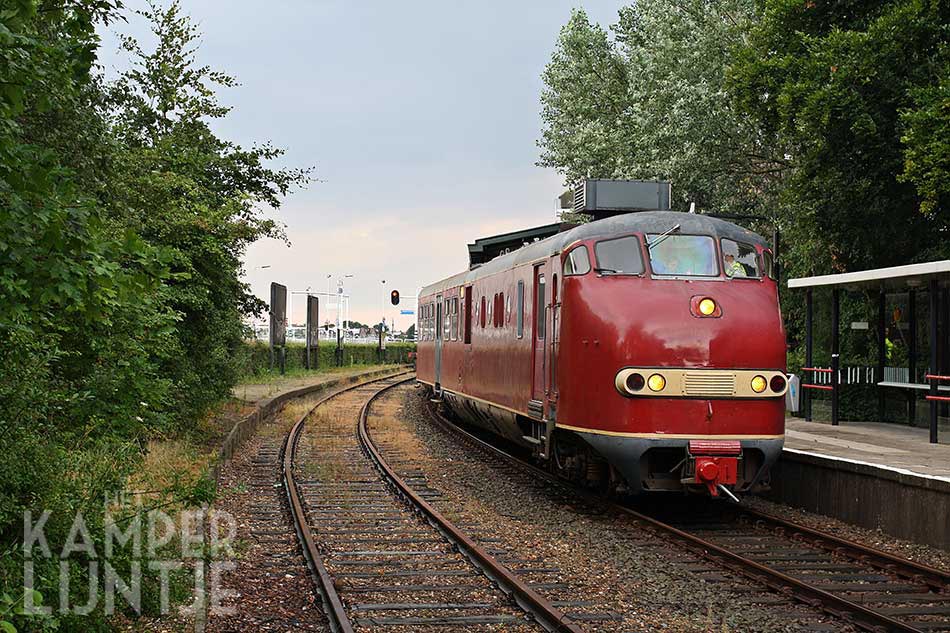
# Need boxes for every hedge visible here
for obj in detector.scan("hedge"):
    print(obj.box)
[237,340,415,377]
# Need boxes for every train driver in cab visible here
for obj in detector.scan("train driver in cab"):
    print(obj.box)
[724,251,746,278]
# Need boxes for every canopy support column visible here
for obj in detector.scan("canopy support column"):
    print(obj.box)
[831,288,840,426]
[909,289,917,425]
[943,288,950,418]
[930,280,939,444]
[877,290,886,422]
[805,289,813,422]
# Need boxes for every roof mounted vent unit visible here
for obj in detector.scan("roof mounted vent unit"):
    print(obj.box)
[560,179,671,217]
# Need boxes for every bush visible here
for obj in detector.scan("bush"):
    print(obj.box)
[236,341,415,378]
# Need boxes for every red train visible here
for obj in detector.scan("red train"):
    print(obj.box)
[416,211,787,496]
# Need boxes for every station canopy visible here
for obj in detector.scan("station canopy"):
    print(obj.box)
[788,260,950,291]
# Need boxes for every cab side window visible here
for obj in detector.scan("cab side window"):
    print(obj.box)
[563,245,591,276]
[762,250,777,280]
[721,238,761,278]
[594,236,644,275]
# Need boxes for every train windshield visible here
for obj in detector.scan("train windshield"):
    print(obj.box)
[721,239,761,278]
[647,234,718,277]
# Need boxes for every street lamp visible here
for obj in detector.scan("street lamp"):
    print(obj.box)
[337,275,354,336]
[380,279,387,334]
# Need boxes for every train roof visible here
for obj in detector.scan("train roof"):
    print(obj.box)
[420,211,769,297]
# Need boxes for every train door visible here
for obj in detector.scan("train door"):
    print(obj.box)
[530,266,546,409]
[550,271,559,408]
[435,293,443,387]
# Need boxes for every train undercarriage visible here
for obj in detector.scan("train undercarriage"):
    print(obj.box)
[434,387,779,497]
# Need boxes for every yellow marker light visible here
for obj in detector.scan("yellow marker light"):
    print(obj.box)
[698,298,717,316]
[751,375,768,393]
[647,374,666,392]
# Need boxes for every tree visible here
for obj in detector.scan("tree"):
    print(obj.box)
[539,3,787,222]
[1,2,309,628]
[538,10,632,184]
[406,323,416,339]
[728,0,948,272]
[106,1,310,425]
[0,2,180,629]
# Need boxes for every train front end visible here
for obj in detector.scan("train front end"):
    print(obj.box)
[556,214,787,496]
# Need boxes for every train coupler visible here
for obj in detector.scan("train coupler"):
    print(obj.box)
[686,440,740,497]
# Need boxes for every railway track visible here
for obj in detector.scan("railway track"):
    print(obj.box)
[422,397,950,633]
[281,372,585,632]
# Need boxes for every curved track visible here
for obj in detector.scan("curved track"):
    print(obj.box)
[422,398,950,633]
[281,372,584,632]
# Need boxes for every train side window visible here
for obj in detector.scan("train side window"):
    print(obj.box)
[451,297,459,340]
[444,299,451,339]
[563,245,591,276]
[516,280,524,338]
[536,275,546,339]
[594,236,644,275]
[505,293,511,325]
[464,287,472,343]
[721,238,761,278]
[480,296,486,329]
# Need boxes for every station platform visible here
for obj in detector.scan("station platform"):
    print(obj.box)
[784,417,950,480]
[766,417,950,550]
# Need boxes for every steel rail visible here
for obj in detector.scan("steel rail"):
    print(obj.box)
[734,507,950,592]
[423,401,942,633]
[359,381,585,633]
[281,369,413,633]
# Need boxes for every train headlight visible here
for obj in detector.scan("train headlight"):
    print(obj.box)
[698,298,717,316]
[770,375,787,393]
[647,374,666,392]
[751,375,767,393]
[625,373,645,392]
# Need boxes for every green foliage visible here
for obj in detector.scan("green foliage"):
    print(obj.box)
[900,67,950,218]
[728,0,948,272]
[539,2,786,221]
[103,1,311,427]
[540,1,947,267]
[236,342,416,378]
[1,1,307,630]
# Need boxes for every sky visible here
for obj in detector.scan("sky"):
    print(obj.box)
[98,1,626,330]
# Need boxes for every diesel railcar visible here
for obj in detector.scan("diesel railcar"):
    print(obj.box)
[416,211,787,496]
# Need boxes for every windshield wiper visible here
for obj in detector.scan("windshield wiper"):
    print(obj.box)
[594,267,619,275]
[648,224,681,250]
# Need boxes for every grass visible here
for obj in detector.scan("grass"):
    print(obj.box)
[236,363,396,387]
[131,438,214,496]
[233,363,401,403]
